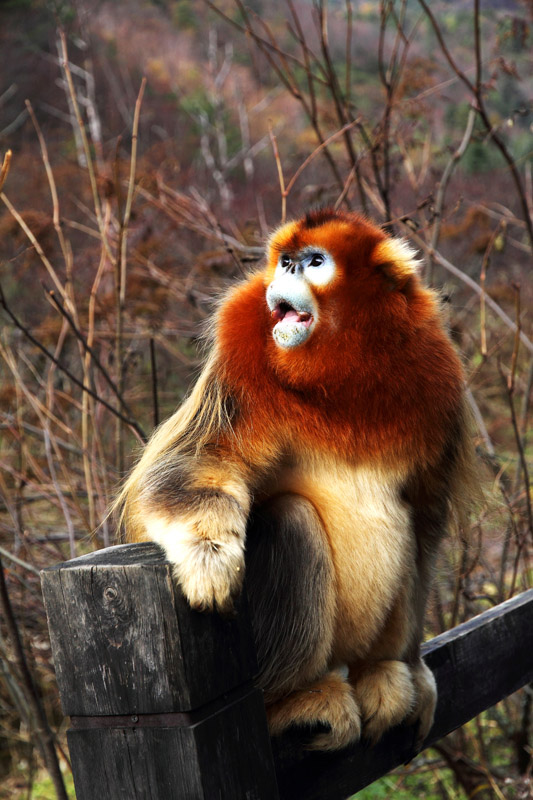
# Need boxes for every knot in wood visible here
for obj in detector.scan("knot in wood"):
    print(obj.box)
[104,586,118,602]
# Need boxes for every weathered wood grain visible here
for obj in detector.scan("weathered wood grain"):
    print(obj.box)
[41,542,257,715]
[41,544,533,800]
[42,543,279,800]
[67,686,279,800]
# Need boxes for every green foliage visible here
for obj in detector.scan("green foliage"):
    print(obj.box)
[45,0,77,26]
[171,0,199,31]
[6,768,76,800]
[354,766,460,800]
[496,15,531,54]
[0,0,35,10]
[490,74,530,129]
[178,85,212,121]
[462,138,505,173]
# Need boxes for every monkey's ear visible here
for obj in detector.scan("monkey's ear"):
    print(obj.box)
[373,238,421,292]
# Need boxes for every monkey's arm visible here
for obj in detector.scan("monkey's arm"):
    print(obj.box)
[116,345,277,613]
[136,447,256,613]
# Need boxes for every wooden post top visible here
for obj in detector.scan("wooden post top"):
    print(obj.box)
[41,542,258,717]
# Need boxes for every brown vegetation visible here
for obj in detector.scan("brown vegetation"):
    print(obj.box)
[0,1,532,797]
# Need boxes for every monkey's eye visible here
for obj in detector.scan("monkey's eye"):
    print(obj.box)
[308,253,324,268]
[301,252,325,269]
[280,255,292,269]
[300,249,335,287]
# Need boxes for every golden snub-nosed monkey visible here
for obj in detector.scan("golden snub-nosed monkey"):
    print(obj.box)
[115,208,477,751]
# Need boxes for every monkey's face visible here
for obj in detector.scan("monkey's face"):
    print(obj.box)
[257,210,425,389]
[266,248,336,349]
[264,211,373,355]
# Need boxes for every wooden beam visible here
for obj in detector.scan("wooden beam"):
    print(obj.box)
[272,589,533,800]
[41,543,533,800]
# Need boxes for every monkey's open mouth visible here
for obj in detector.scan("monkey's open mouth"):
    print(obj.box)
[266,283,316,348]
[271,301,313,328]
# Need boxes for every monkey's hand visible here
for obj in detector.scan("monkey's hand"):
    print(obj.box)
[145,495,247,614]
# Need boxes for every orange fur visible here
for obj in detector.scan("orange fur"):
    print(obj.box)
[215,213,463,471]
[115,209,476,749]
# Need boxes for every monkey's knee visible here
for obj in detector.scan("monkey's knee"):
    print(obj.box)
[246,493,335,700]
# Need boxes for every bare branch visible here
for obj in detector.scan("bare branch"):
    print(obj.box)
[0,287,146,441]
[0,149,12,192]
[0,555,68,800]
[404,233,533,357]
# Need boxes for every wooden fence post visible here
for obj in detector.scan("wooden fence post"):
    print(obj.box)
[41,542,280,800]
[42,542,533,800]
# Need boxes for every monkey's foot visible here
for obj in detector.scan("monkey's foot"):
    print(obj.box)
[351,660,415,743]
[405,660,437,750]
[266,671,362,751]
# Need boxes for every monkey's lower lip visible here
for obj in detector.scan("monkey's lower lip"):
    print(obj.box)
[271,303,313,327]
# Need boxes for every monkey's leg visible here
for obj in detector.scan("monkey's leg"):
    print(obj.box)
[348,501,444,745]
[350,656,436,749]
[401,501,447,748]
[246,494,361,751]
[266,671,362,751]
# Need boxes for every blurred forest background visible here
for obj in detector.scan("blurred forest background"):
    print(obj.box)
[0,0,532,797]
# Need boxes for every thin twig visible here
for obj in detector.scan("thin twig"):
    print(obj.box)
[345,0,353,108]
[45,288,139,423]
[314,0,365,207]
[418,0,533,253]
[43,424,77,559]
[502,366,533,541]
[0,192,67,300]
[0,286,146,441]
[205,0,329,86]
[0,149,12,192]
[58,30,108,251]
[25,101,74,294]
[403,232,533,356]
[0,555,68,800]
[119,77,146,308]
[428,106,477,283]
[285,0,318,119]
[114,78,146,474]
[480,220,506,358]
[150,338,159,429]
[514,356,533,494]
[285,118,362,197]
[268,122,286,223]
[220,0,347,196]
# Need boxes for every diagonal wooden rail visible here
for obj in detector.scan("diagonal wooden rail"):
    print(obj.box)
[41,542,533,800]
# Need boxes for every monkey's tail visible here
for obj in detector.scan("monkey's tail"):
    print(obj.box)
[448,396,485,538]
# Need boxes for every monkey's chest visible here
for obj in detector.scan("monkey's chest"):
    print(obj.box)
[271,459,415,661]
